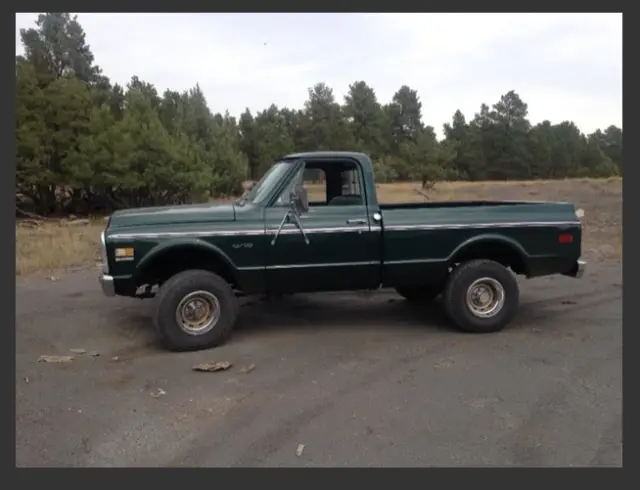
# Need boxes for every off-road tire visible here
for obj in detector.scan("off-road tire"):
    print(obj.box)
[395,285,441,303]
[443,259,519,333]
[153,269,239,351]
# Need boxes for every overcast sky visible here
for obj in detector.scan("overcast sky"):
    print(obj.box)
[15,13,622,138]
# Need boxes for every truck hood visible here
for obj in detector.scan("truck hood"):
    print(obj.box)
[108,203,236,228]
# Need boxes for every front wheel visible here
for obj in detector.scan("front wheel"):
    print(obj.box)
[152,269,239,351]
[443,259,519,333]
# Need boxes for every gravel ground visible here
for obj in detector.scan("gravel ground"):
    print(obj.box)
[16,262,622,467]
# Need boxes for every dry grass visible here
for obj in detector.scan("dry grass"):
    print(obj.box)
[16,219,105,276]
[15,178,622,276]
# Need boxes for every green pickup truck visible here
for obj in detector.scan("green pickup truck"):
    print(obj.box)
[99,151,585,351]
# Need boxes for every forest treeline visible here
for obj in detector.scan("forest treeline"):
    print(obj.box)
[16,13,623,216]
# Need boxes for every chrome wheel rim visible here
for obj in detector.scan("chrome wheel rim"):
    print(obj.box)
[465,277,505,318]
[175,290,221,335]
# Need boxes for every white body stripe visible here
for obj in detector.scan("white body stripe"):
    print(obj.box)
[107,220,580,240]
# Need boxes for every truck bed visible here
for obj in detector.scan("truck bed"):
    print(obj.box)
[378,200,582,287]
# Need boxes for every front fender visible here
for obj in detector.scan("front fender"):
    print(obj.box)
[133,238,238,283]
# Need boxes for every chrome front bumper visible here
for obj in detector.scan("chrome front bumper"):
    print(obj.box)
[100,274,115,296]
[99,229,115,296]
[564,259,586,279]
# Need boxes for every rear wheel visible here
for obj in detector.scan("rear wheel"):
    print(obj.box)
[395,285,442,303]
[443,259,519,333]
[153,269,239,351]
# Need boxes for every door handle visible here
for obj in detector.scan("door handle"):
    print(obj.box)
[346,219,367,225]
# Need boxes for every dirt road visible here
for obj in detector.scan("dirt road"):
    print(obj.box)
[16,262,622,467]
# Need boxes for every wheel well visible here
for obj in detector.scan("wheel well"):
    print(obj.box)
[136,246,237,289]
[449,240,528,275]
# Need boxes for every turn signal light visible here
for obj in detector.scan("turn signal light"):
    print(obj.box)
[115,247,134,257]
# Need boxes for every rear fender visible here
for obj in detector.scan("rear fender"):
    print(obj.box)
[448,234,529,272]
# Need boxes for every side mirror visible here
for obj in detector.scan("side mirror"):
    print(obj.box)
[273,183,310,247]
[289,184,309,215]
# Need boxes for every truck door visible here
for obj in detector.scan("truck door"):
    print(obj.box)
[265,159,379,293]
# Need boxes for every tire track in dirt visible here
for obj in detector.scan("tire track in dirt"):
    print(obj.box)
[166,347,440,464]
[89,342,391,466]
[167,333,482,466]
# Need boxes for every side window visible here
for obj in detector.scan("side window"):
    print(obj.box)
[325,164,363,206]
[303,167,327,203]
[272,160,364,207]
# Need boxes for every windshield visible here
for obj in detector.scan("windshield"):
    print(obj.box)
[241,161,293,205]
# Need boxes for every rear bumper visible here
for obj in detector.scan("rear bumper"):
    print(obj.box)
[563,259,586,279]
[99,274,115,296]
